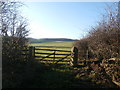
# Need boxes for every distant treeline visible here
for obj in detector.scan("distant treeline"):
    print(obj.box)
[28,38,78,43]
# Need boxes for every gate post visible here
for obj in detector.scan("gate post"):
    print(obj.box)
[71,46,78,66]
[29,46,35,61]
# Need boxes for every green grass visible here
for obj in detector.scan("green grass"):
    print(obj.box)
[29,41,74,47]
[29,41,74,64]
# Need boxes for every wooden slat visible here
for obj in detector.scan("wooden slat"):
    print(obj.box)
[33,46,71,48]
[35,48,55,51]
[35,52,71,56]
[55,53,71,55]
[35,56,70,59]
[52,49,71,52]
[35,52,52,55]
[35,48,71,52]
[42,57,66,59]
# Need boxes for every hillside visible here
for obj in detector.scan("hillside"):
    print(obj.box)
[28,38,78,43]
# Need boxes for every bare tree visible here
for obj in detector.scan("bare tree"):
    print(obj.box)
[75,2,120,60]
[0,0,29,60]
[0,0,30,88]
[0,0,29,37]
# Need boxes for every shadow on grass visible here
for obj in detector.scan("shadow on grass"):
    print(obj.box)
[3,60,106,88]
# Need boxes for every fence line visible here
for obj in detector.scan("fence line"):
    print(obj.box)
[22,46,102,65]
[22,46,119,66]
[22,46,72,64]
[22,46,99,65]
[22,46,104,65]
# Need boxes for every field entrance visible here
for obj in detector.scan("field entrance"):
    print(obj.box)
[28,41,74,65]
[34,46,72,64]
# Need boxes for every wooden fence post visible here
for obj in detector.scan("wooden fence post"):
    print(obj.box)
[29,46,35,61]
[71,46,78,66]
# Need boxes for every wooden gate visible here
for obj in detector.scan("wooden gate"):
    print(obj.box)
[28,46,72,64]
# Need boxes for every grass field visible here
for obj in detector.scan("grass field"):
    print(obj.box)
[29,41,74,47]
[29,41,75,64]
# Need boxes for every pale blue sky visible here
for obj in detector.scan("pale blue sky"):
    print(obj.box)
[21,2,114,39]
